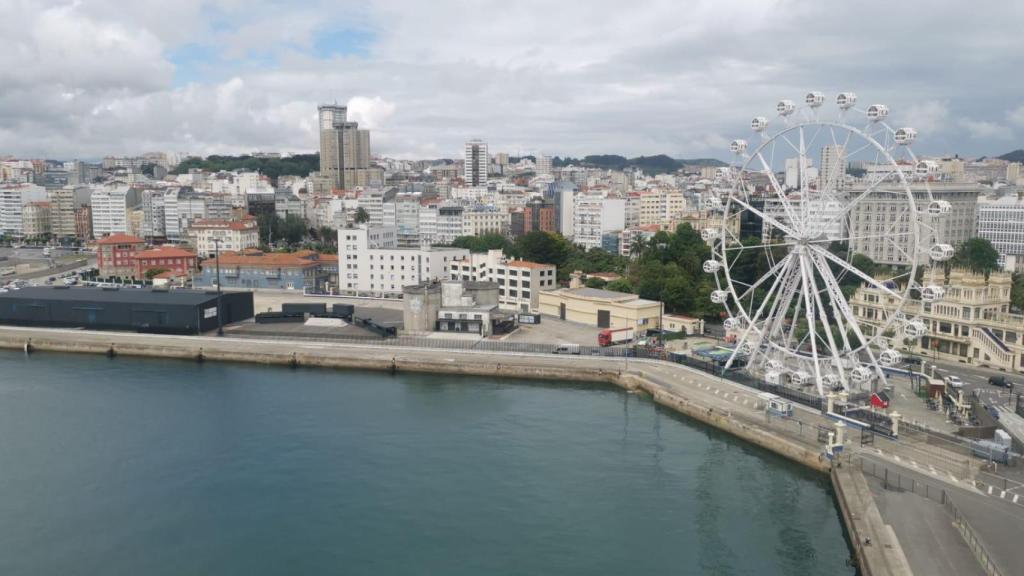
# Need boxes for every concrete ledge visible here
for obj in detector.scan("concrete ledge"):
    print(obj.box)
[832,465,914,576]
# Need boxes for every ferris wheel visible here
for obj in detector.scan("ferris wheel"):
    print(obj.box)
[703,92,951,396]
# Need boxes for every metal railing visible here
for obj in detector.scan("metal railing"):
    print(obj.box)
[855,456,1004,576]
[945,498,1004,576]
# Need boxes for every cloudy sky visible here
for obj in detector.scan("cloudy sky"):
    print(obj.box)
[3,0,1023,161]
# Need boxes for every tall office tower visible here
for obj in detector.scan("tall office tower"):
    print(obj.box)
[318,104,373,190]
[319,104,346,187]
[464,139,488,186]
[819,145,847,192]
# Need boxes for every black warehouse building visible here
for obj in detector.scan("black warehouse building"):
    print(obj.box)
[0,286,254,334]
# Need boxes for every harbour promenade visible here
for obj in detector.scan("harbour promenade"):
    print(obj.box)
[0,325,1018,575]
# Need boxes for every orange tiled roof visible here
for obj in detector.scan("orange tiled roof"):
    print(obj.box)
[201,250,322,269]
[97,233,145,245]
[505,260,554,270]
[134,246,197,259]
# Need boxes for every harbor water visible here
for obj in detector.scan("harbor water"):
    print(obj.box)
[0,350,854,575]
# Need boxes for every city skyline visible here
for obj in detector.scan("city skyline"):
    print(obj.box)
[3,1,1024,161]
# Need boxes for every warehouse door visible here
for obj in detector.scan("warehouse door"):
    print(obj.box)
[597,309,610,328]
[559,303,566,320]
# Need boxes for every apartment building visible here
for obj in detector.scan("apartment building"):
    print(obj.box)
[96,233,146,278]
[573,194,626,250]
[337,225,468,296]
[448,249,557,312]
[21,202,51,238]
[0,183,47,237]
[90,184,142,237]
[47,185,92,238]
[188,217,260,258]
[849,183,980,265]
[976,195,1024,271]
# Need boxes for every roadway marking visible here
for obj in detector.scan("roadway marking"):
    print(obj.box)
[988,486,994,495]
[1014,495,1020,504]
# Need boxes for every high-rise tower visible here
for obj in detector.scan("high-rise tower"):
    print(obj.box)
[318,104,372,190]
[464,139,488,186]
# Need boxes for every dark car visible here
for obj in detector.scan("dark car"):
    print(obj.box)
[988,375,1013,388]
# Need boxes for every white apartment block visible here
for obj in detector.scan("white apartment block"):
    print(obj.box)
[358,191,385,227]
[162,188,206,242]
[0,183,46,237]
[573,194,626,250]
[448,249,557,312]
[22,202,51,237]
[977,196,1024,271]
[337,225,468,295]
[189,218,261,258]
[90,184,141,238]
[536,155,553,176]
[849,183,980,265]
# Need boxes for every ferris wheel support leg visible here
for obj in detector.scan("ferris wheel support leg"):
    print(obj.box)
[796,255,825,397]
[804,251,848,392]
[723,255,795,372]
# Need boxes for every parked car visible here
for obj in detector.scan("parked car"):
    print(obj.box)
[944,375,964,389]
[988,375,1013,388]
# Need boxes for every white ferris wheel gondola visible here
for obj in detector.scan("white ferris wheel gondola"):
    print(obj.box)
[929,244,955,262]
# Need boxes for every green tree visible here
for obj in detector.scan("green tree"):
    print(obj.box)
[353,207,370,224]
[953,238,1000,278]
[144,267,170,280]
[1011,272,1024,313]
[280,214,307,245]
[605,278,634,293]
[515,231,574,268]
[584,277,607,289]
[451,233,514,254]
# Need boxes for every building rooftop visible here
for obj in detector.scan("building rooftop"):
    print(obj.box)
[96,233,145,245]
[0,286,224,305]
[134,246,197,259]
[505,260,554,270]
[201,250,323,269]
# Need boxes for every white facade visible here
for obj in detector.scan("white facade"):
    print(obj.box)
[573,194,627,250]
[977,196,1024,270]
[462,208,510,237]
[0,183,46,237]
[358,191,385,227]
[536,155,553,176]
[337,225,468,295]
[819,145,847,192]
[448,249,558,312]
[91,184,141,238]
[189,219,261,258]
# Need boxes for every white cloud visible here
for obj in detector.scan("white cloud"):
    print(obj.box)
[0,0,1022,159]
[959,118,1012,140]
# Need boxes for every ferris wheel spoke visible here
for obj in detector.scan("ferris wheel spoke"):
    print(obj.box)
[735,254,793,302]
[723,255,795,371]
[729,194,799,238]
[802,251,847,391]
[808,168,901,238]
[796,255,825,395]
[722,240,794,252]
[818,127,854,201]
[810,244,902,300]
[754,151,801,229]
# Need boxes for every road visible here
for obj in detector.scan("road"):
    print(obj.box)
[923,357,1019,408]
[859,452,1024,576]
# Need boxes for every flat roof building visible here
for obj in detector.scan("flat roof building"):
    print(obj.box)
[538,287,662,331]
[0,286,254,334]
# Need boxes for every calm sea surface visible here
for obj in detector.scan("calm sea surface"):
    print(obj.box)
[0,350,854,575]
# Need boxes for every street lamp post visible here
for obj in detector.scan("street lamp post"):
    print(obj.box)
[213,238,223,336]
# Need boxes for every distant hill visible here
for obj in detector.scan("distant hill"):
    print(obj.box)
[171,154,320,182]
[552,154,725,174]
[998,150,1024,163]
